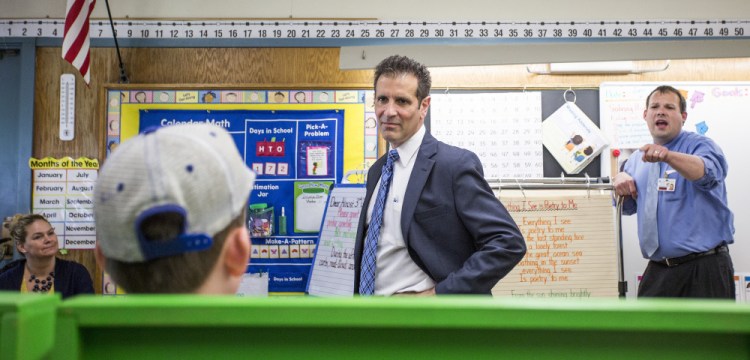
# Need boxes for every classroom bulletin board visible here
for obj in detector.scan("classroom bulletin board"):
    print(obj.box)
[105,87,377,293]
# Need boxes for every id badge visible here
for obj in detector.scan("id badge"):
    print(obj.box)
[657,178,676,192]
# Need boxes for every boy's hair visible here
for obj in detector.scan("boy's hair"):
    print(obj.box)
[94,123,256,293]
[373,55,432,104]
[104,211,245,293]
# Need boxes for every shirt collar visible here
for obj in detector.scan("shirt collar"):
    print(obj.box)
[663,130,686,149]
[390,125,425,165]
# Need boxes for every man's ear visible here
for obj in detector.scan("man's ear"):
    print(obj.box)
[223,227,250,277]
[420,95,431,119]
[94,244,108,270]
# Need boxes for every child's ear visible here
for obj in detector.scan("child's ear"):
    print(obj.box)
[224,227,250,277]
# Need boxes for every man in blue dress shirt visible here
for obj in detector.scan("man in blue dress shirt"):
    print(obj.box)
[614,85,735,298]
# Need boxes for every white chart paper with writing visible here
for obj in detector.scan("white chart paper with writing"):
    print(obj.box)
[307,185,367,296]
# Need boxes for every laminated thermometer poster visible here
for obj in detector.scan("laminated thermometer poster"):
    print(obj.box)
[138,109,343,293]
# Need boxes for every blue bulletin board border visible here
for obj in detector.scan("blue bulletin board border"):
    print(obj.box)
[104,87,377,295]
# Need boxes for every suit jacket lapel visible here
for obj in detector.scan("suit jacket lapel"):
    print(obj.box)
[363,157,384,213]
[401,133,437,240]
[356,156,384,247]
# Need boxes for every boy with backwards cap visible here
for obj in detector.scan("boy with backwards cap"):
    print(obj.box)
[93,123,256,294]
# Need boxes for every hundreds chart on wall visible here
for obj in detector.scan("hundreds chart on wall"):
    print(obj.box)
[431,92,543,179]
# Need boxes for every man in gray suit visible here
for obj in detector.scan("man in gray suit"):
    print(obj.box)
[353,55,526,296]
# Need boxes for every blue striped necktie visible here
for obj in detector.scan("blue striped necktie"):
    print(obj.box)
[359,149,399,295]
[642,161,660,257]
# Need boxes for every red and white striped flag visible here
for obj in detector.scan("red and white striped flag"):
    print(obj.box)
[63,0,96,84]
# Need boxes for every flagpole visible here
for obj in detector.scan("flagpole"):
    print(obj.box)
[105,0,129,84]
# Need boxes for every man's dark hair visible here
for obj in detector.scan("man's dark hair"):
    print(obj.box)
[646,85,687,113]
[373,55,432,104]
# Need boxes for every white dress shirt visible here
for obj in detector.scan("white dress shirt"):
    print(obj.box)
[366,125,435,295]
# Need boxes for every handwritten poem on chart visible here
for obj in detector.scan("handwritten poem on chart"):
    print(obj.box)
[493,190,618,298]
[307,186,367,296]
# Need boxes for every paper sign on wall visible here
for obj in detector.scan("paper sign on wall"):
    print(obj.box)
[30,157,99,250]
[307,185,367,296]
[542,102,609,174]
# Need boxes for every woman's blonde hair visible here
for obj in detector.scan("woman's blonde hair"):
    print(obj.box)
[9,214,49,245]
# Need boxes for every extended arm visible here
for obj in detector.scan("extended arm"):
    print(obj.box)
[640,144,705,181]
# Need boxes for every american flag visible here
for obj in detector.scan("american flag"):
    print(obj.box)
[63,0,96,84]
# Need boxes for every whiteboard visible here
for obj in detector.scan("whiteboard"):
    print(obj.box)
[600,82,750,297]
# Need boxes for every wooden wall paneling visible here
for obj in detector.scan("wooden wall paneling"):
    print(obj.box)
[429,59,750,89]
[108,47,372,86]
[34,48,103,293]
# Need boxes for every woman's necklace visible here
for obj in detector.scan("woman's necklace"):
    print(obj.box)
[27,264,55,293]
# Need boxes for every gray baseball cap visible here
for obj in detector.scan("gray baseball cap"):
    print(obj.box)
[94,123,255,262]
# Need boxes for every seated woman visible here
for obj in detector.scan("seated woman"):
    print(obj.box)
[0,214,93,298]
